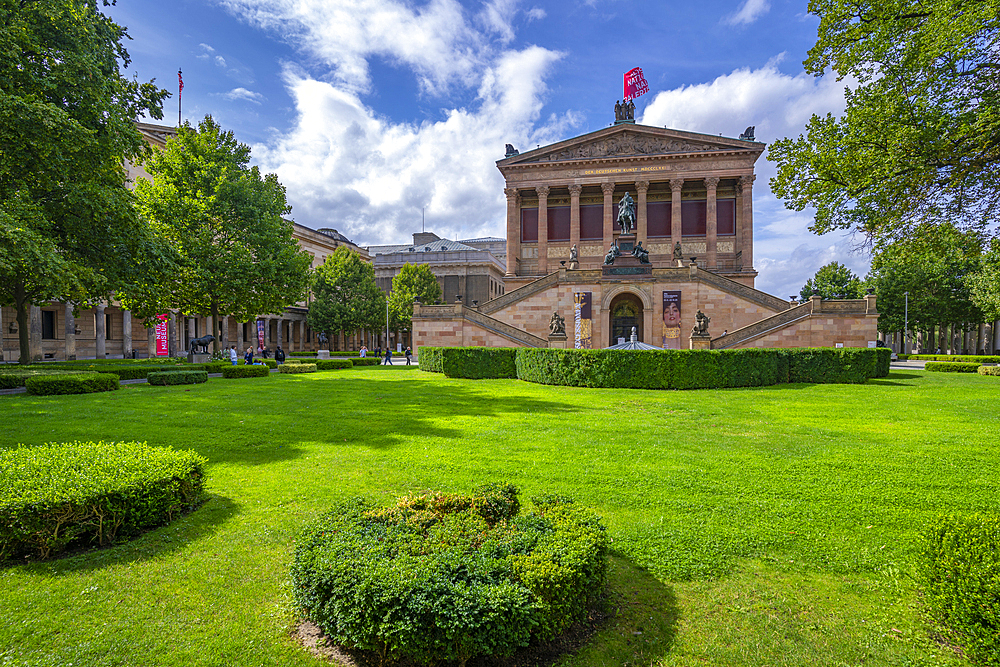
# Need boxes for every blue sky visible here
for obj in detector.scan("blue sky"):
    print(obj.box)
[108,0,870,298]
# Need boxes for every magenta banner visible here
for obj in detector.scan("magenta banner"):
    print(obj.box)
[155,314,169,356]
[662,291,682,349]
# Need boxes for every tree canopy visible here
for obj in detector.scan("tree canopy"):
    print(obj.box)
[0,0,169,362]
[799,261,866,300]
[388,263,442,332]
[134,116,312,352]
[307,246,385,345]
[769,0,1000,246]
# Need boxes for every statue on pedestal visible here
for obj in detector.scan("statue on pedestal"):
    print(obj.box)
[617,192,636,235]
[673,242,683,261]
[632,241,650,264]
[549,311,566,336]
[603,242,620,266]
[568,244,579,269]
[692,310,711,336]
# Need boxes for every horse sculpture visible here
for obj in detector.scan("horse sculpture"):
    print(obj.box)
[617,192,636,235]
[189,334,215,354]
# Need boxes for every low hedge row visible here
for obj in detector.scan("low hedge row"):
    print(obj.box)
[291,486,607,665]
[24,373,120,395]
[240,359,277,369]
[441,347,517,379]
[316,359,353,371]
[917,514,1000,666]
[925,361,982,373]
[978,366,1000,376]
[420,346,888,389]
[907,354,1000,363]
[222,364,270,379]
[0,368,96,390]
[146,370,209,386]
[350,358,380,366]
[279,363,316,374]
[0,441,207,560]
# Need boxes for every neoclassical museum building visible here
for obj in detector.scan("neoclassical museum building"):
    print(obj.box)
[413,113,879,351]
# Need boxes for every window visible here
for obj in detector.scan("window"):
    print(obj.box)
[647,201,671,237]
[41,311,56,340]
[520,208,538,242]
[547,206,570,241]
[718,199,736,235]
[106,313,114,339]
[681,201,707,236]
[579,205,603,240]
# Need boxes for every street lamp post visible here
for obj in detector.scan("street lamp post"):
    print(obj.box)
[385,296,389,353]
[903,291,909,354]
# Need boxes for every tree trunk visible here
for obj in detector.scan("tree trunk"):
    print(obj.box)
[211,301,221,354]
[16,299,30,365]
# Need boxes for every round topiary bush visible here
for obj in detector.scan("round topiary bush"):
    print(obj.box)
[291,485,607,666]
[0,441,206,560]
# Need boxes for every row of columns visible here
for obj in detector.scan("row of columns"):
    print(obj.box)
[505,175,755,277]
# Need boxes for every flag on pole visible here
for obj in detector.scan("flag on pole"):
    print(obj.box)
[623,67,649,101]
[178,69,184,95]
[178,69,183,126]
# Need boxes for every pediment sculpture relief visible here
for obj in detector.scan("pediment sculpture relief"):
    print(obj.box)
[528,132,723,162]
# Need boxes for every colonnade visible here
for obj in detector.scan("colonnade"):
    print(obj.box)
[504,175,755,277]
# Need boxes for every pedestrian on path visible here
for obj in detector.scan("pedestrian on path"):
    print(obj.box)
[275,345,285,365]
[384,348,393,365]
[229,345,238,366]
[405,346,412,365]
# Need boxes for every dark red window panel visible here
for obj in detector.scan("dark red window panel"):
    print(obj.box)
[681,200,706,237]
[521,208,538,242]
[647,201,671,237]
[580,205,603,240]
[547,206,571,241]
[717,199,736,236]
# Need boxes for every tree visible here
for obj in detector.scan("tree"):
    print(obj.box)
[0,0,169,363]
[388,264,442,332]
[800,262,865,300]
[769,0,1000,247]
[308,246,385,347]
[966,239,1000,321]
[134,116,312,353]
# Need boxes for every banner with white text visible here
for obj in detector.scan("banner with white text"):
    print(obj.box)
[155,314,169,356]
[574,292,592,349]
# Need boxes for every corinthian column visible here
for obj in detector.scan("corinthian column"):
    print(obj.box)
[569,184,582,252]
[601,182,615,250]
[670,178,684,253]
[740,174,755,271]
[705,176,720,269]
[504,187,520,277]
[636,180,649,245]
[537,186,550,275]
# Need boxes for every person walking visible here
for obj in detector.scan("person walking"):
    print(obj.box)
[275,345,285,365]
[404,346,412,365]
[360,345,367,358]
[262,346,270,359]
[384,348,393,365]
[229,345,238,366]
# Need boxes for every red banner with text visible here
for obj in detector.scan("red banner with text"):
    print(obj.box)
[155,314,169,356]
[623,67,649,101]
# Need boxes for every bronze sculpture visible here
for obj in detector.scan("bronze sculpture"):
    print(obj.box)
[188,334,215,354]
[617,192,636,234]
[632,241,650,264]
[692,311,711,336]
[549,311,566,336]
[603,242,620,265]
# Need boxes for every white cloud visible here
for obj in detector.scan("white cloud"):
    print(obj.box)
[222,87,265,104]
[254,46,570,247]
[215,55,227,68]
[526,7,546,20]
[724,0,771,26]
[640,58,869,296]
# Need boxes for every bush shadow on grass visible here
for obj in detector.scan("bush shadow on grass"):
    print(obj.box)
[3,494,239,575]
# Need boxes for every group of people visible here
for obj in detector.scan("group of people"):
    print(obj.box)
[359,345,412,365]
[227,343,411,366]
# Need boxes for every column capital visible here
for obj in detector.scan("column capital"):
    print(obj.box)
[670,178,685,193]
[504,187,519,200]
[535,185,550,198]
[635,180,649,193]
[704,176,720,189]
[601,181,615,195]
[568,184,583,196]
[740,174,756,187]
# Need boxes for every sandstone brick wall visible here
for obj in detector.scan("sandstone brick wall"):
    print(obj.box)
[735,314,878,349]
[414,316,527,349]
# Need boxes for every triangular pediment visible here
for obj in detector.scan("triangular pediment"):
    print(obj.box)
[498,124,762,167]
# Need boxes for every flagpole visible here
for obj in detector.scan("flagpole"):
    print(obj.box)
[177,68,183,127]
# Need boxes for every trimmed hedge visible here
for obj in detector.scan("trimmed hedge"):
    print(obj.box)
[441,347,518,379]
[24,373,120,396]
[917,514,1000,666]
[350,358,380,366]
[908,354,1000,363]
[925,361,982,373]
[315,359,353,371]
[146,370,209,386]
[978,366,1000,376]
[222,364,271,379]
[786,347,886,383]
[418,346,443,372]
[0,368,96,390]
[0,441,206,560]
[279,363,316,374]
[291,486,606,666]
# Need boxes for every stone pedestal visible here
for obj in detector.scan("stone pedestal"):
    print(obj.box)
[187,352,210,364]
[601,234,652,277]
[316,350,331,359]
[548,333,568,349]
[689,334,712,350]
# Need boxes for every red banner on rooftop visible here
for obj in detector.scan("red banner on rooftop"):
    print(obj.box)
[623,67,649,102]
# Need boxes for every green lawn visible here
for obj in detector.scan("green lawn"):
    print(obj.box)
[1,366,996,666]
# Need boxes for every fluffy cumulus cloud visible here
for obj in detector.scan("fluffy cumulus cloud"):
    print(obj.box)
[724,0,771,26]
[222,87,264,104]
[254,46,571,246]
[640,57,870,296]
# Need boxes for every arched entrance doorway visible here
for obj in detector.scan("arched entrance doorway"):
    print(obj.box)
[609,292,644,346]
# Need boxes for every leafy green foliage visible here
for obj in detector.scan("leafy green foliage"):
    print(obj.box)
[291,486,606,665]
[221,364,270,378]
[0,0,170,363]
[133,116,312,351]
[978,366,1000,376]
[799,262,865,300]
[388,263,443,331]
[307,246,385,345]
[769,0,1000,246]
[24,373,119,395]
[924,362,982,373]
[904,354,1000,362]
[0,441,206,560]
[278,363,316,374]
[315,359,352,371]
[349,358,380,366]
[418,346,443,372]
[146,370,209,386]
[917,514,1000,666]
[967,239,1000,321]
[0,368,95,390]
[441,347,518,379]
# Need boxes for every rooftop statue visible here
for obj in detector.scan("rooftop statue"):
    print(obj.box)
[617,192,636,235]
